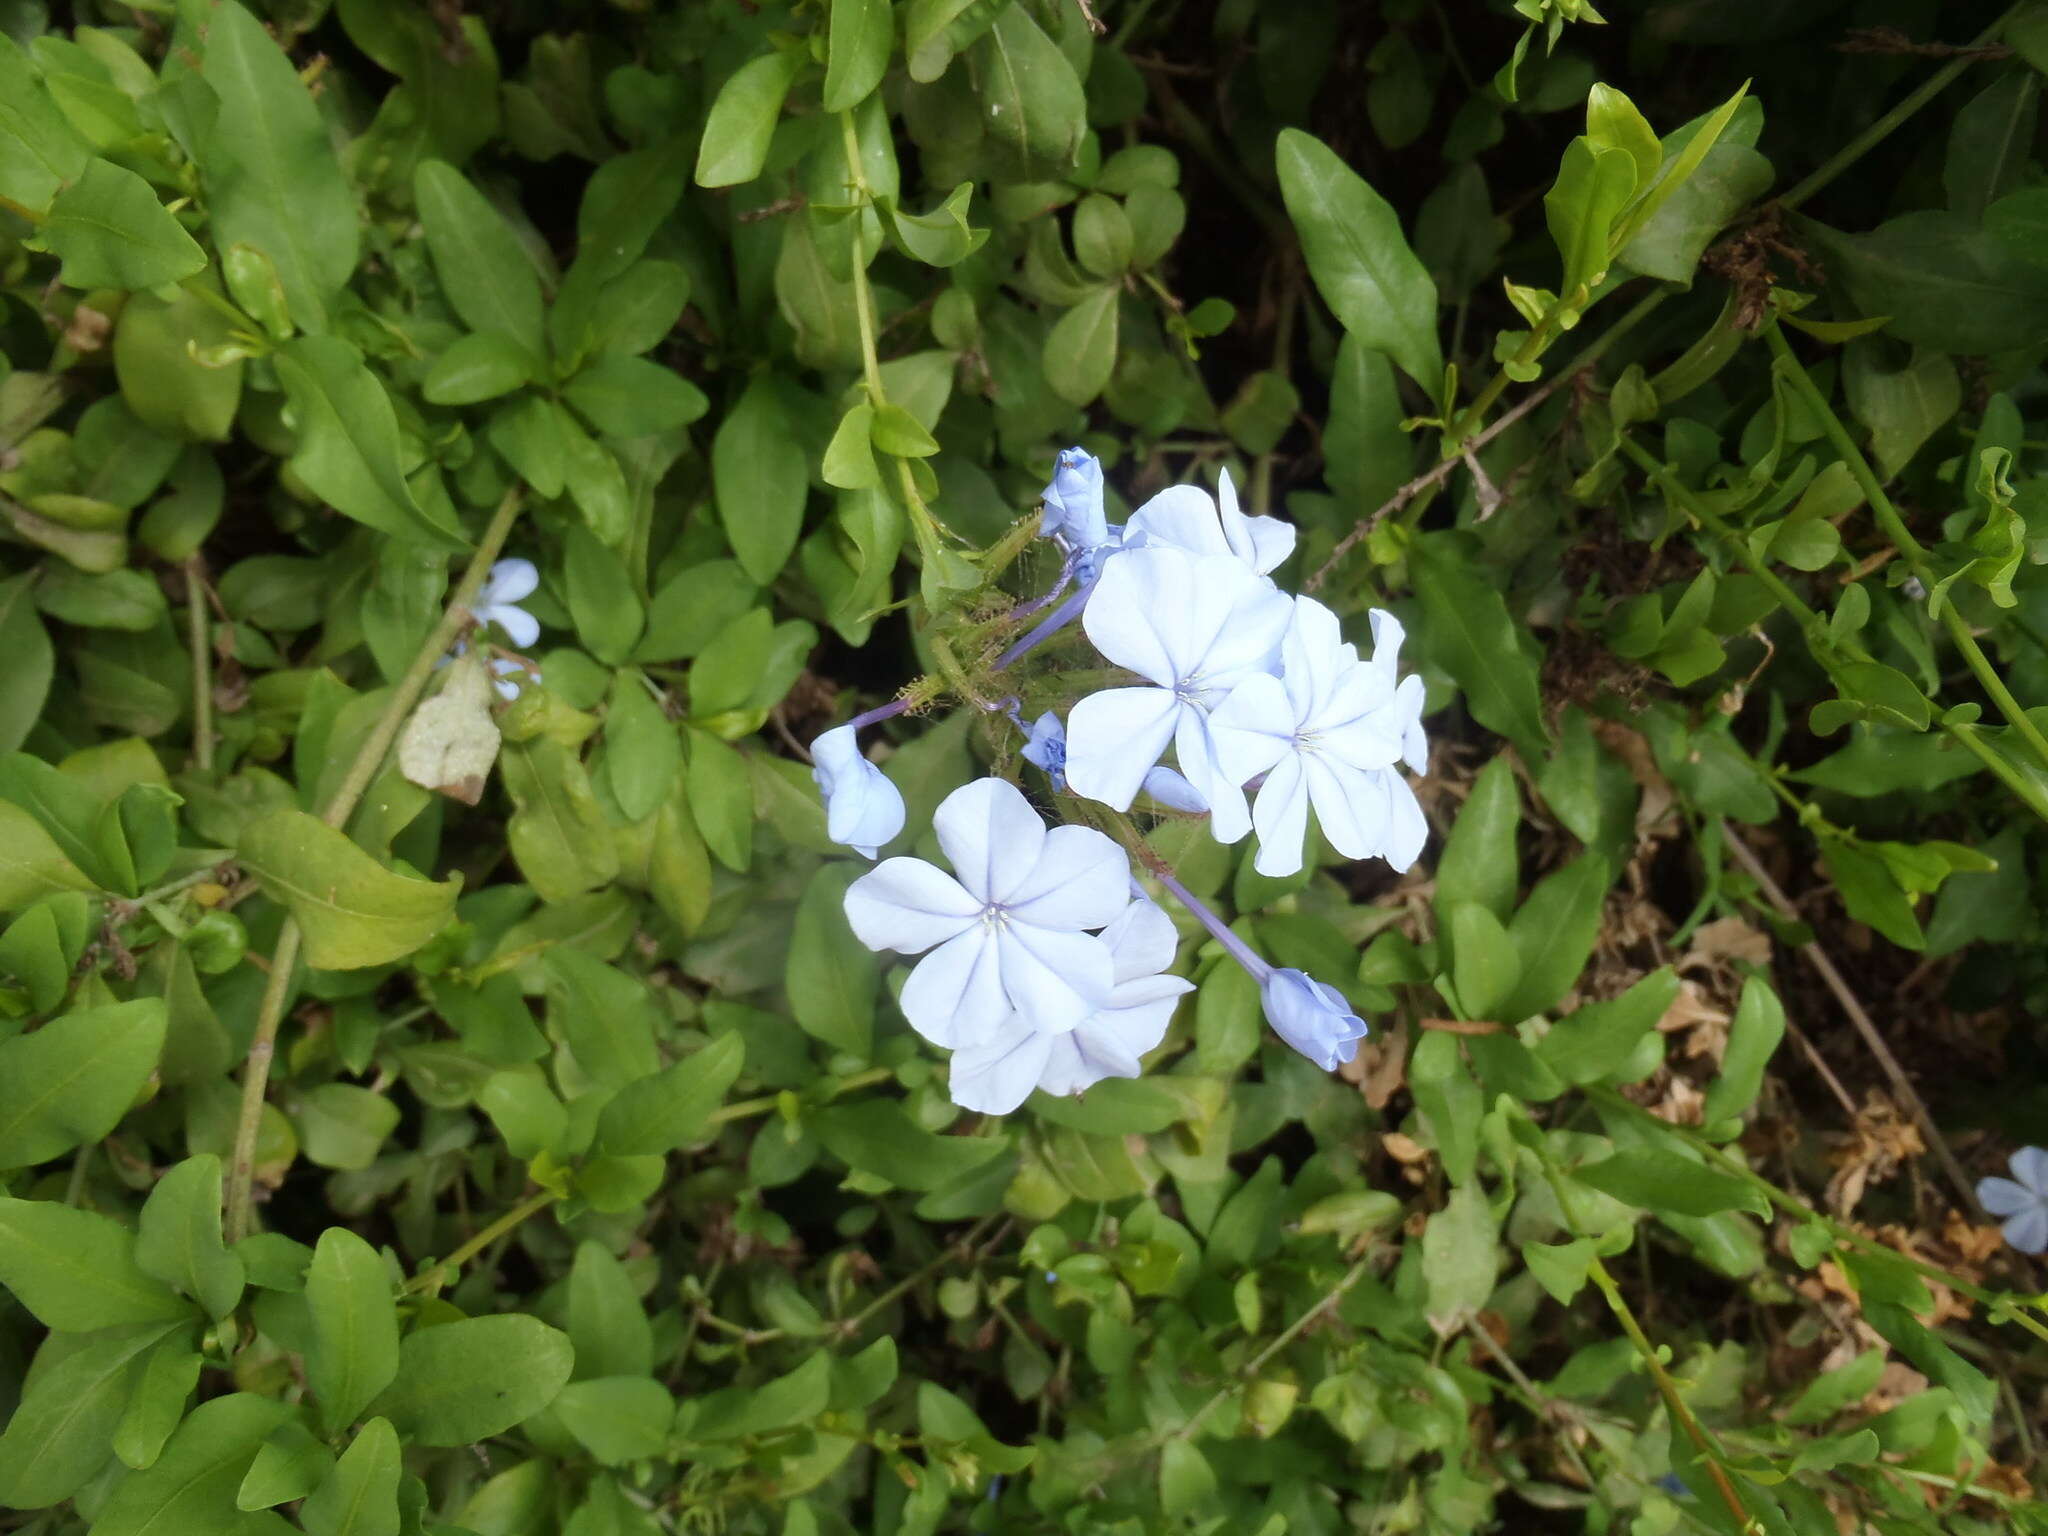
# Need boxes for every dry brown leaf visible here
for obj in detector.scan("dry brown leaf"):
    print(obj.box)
[1684,916,1773,970]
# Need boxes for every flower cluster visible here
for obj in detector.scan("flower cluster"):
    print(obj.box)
[813,449,1430,1111]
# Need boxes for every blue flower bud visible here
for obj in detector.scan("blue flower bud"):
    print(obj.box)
[1260,968,1368,1070]
[1041,447,1107,550]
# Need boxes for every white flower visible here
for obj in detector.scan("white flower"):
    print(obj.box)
[1209,596,1414,877]
[950,898,1194,1113]
[1978,1145,2048,1254]
[842,778,1129,1047]
[1369,610,1430,776]
[1123,467,1295,576]
[1261,967,1368,1069]
[471,558,541,648]
[1065,546,1291,842]
[811,722,906,860]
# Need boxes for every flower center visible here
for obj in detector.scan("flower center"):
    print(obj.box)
[977,903,1012,931]
[1174,671,1214,709]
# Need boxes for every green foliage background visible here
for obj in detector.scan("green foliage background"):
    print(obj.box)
[1,0,2047,1533]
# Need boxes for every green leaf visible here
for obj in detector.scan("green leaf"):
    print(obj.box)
[1434,756,1519,923]
[714,377,809,584]
[238,808,460,969]
[1445,902,1520,1022]
[0,1322,178,1507]
[1537,968,1679,1086]
[682,1351,832,1441]
[1544,138,1637,307]
[1411,537,1549,760]
[415,159,547,357]
[810,1100,1006,1190]
[305,1227,401,1438]
[0,573,54,755]
[298,1418,400,1536]
[543,946,663,1089]
[91,1393,293,1536]
[0,749,132,893]
[0,33,93,213]
[785,863,878,1057]
[423,333,538,406]
[1275,128,1441,391]
[824,0,893,111]
[601,672,680,824]
[695,49,803,188]
[42,158,206,290]
[136,1155,245,1320]
[1522,1237,1597,1305]
[292,1083,402,1171]
[971,4,1087,176]
[0,1197,190,1329]
[1420,1183,1498,1330]
[554,1377,676,1465]
[1576,1148,1770,1219]
[371,1313,575,1446]
[502,736,621,900]
[595,1032,746,1157]
[112,1340,201,1471]
[1800,209,2048,356]
[0,998,166,1169]
[1585,84,1662,186]
[564,525,645,663]
[871,400,941,458]
[1500,854,1610,1021]
[272,336,466,549]
[563,355,709,438]
[1409,1030,1482,1185]
[1042,285,1119,406]
[568,1240,654,1379]
[201,1,360,331]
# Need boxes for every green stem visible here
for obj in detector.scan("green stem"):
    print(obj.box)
[709,1066,896,1127]
[1169,1256,1373,1443]
[832,1211,1002,1337]
[1449,308,1565,447]
[1765,326,2048,774]
[404,1187,561,1294]
[1586,1257,1755,1530]
[185,559,213,773]
[224,486,526,1244]
[1776,6,2024,212]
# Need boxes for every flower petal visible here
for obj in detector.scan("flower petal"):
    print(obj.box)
[812,723,906,859]
[482,558,540,605]
[843,858,979,954]
[899,927,1009,1048]
[933,777,1047,905]
[2004,1203,2048,1255]
[2011,1144,2048,1195]
[1208,672,1295,784]
[1140,765,1209,813]
[996,924,1114,1034]
[1979,1175,2039,1217]
[1124,484,1229,560]
[478,603,541,649]
[950,1027,1054,1114]
[1376,771,1429,871]
[1006,824,1129,931]
[1250,753,1312,877]
[1066,687,1181,811]
[1368,608,1406,679]
[1175,708,1252,843]
[1100,897,1180,982]
[1082,549,1182,683]
[1303,753,1383,863]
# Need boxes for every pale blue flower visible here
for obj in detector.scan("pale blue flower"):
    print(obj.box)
[1140,765,1207,813]
[1021,711,1067,789]
[1065,547,1291,841]
[843,778,1128,1049]
[1979,1146,2048,1254]
[1041,447,1110,552]
[1123,467,1295,575]
[811,722,906,860]
[1370,610,1430,775]
[1210,596,1414,877]
[950,898,1193,1113]
[1261,968,1368,1069]
[471,558,541,648]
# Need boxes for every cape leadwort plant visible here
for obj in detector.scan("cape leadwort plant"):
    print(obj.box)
[813,449,1431,1111]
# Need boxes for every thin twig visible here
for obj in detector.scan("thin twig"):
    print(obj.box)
[1720,825,1979,1212]
[185,558,213,772]
[224,486,526,1242]
[1171,1256,1372,1441]
[832,1212,1003,1338]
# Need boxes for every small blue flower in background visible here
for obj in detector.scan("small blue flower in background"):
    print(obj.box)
[1210,595,1419,878]
[1123,466,1296,575]
[949,897,1194,1112]
[1978,1145,2048,1253]
[1065,546,1291,840]
[1260,967,1368,1070]
[470,558,542,648]
[842,777,1129,1062]
[811,722,906,860]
